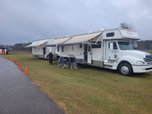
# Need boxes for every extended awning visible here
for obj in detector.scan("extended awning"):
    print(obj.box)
[45,37,71,47]
[61,32,101,46]
[26,39,48,48]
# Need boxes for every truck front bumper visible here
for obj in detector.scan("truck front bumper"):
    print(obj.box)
[132,64,152,73]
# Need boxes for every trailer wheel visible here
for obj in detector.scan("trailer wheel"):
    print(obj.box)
[118,62,133,76]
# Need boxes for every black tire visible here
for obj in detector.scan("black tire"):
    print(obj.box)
[118,62,133,76]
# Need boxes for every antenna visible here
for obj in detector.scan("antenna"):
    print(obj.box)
[120,22,135,31]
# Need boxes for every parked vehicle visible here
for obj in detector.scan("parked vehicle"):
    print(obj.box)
[0,47,9,55]
[27,28,152,75]
[50,28,152,75]
[26,39,52,59]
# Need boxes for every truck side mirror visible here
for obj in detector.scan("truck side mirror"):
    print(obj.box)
[110,43,113,50]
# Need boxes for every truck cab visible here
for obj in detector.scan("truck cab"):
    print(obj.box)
[102,28,152,75]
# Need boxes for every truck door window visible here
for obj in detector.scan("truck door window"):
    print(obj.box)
[113,42,117,50]
[108,42,117,50]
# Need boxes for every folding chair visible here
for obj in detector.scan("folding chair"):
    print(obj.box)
[57,57,62,67]
[69,58,78,70]
[61,57,69,69]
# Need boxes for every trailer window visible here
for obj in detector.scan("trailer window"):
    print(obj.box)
[92,44,101,48]
[57,46,59,52]
[62,46,64,52]
[88,45,91,52]
[106,32,115,37]
[72,46,74,51]
[80,44,82,48]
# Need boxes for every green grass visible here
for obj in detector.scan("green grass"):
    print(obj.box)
[2,54,152,114]
[147,50,152,54]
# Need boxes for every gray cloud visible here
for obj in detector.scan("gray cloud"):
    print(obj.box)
[0,0,152,44]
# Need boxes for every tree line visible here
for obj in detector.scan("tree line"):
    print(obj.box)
[0,40,152,52]
[137,40,152,50]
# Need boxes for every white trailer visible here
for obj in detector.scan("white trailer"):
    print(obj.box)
[45,37,71,57]
[51,28,152,75]
[26,39,55,59]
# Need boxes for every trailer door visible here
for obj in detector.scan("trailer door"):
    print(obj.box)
[84,44,92,64]
[43,47,46,56]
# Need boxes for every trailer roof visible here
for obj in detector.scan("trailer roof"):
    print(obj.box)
[61,32,101,45]
[26,39,48,47]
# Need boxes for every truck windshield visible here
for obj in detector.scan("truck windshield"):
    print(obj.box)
[118,41,133,50]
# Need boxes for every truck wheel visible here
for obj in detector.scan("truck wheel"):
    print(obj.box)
[118,62,133,76]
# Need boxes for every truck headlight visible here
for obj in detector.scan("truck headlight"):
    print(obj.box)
[136,60,145,65]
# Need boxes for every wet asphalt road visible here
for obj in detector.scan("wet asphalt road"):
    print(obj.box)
[0,57,64,114]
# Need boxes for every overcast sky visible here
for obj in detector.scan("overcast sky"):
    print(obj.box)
[0,0,152,45]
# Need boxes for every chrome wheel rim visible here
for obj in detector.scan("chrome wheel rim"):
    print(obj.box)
[121,66,129,75]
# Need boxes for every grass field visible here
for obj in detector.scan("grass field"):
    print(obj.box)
[147,50,152,54]
[3,54,152,114]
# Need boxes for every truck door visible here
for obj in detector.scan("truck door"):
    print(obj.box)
[105,41,118,61]
[84,44,92,64]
